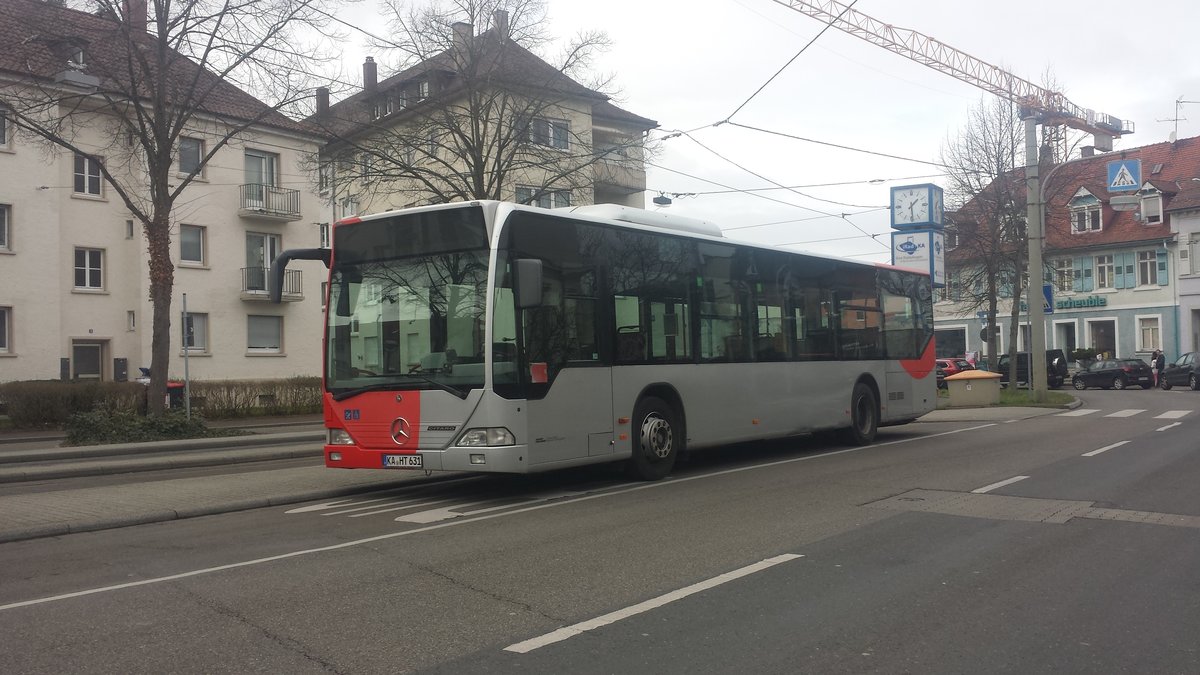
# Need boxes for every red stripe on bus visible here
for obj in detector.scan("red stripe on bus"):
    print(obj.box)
[900,340,936,379]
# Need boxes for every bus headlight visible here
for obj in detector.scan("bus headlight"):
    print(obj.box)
[328,428,355,445]
[457,427,515,447]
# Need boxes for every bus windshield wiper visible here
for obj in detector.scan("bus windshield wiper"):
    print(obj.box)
[331,375,468,402]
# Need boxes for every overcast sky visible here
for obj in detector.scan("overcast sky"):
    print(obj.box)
[340,1,1200,263]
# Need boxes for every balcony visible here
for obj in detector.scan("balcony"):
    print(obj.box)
[241,267,303,301]
[239,184,301,221]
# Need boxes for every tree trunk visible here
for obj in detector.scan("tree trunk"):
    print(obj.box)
[145,213,174,414]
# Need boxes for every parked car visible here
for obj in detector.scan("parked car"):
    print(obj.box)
[1159,351,1200,390]
[996,349,1069,389]
[1072,358,1154,390]
[934,358,974,389]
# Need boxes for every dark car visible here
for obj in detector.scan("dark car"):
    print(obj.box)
[1072,358,1154,390]
[1159,352,1200,390]
[996,349,1069,389]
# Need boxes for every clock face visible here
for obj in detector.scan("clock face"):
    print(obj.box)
[893,187,930,225]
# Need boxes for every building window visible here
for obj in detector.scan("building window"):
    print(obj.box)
[0,306,10,353]
[180,224,206,265]
[1137,250,1158,286]
[1138,316,1160,351]
[73,154,102,196]
[182,312,209,351]
[74,247,104,289]
[1053,258,1073,292]
[178,137,203,175]
[340,196,359,219]
[416,80,430,101]
[126,219,135,239]
[526,117,569,149]
[516,186,571,209]
[1141,194,1163,224]
[319,222,330,248]
[67,46,86,68]
[244,149,278,187]
[248,315,283,353]
[0,204,9,251]
[127,310,136,331]
[318,163,331,194]
[0,108,10,150]
[1071,207,1101,232]
[1094,254,1114,290]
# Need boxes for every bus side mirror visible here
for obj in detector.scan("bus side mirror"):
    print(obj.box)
[515,258,544,309]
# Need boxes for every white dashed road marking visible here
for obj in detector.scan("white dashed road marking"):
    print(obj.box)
[972,476,1030,494]
[1105,409,1146,418]
[1057,409,1099,416]
[1082,441,1129,457]
[1155,410,1191,419]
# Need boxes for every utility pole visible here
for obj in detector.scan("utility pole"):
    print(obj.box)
[1023,115,1047,401]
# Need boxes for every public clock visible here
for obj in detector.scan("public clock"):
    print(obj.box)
[889,183,944,230]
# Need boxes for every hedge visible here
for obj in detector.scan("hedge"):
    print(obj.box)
[0,377,321,430]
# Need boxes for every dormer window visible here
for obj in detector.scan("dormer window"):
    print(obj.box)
[68,47,85,69]
[1068,188,1102,233]
[1137,184,1164,225]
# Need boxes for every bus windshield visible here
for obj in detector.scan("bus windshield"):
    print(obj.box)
[325,207,490,397]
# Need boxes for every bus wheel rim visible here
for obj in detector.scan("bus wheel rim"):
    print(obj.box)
[641,414,673,459]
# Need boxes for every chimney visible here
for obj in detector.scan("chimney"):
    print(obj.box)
[493,10,509,40]
[1081,146,1095,158]
[123,0,147,32]
[452,22,473,51]
[363,57,377,92]
[315,87,330,115]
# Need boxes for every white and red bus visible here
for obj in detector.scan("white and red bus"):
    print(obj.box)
[272,201,935,480]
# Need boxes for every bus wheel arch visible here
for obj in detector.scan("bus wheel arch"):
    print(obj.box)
[841,376,880,445]
[627,385,685,481]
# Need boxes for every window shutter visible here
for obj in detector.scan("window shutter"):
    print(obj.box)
[1081,257,1094,292]
[1072,257,1083,292]
[1158,248,1169,285]
[1114,253,1128,289]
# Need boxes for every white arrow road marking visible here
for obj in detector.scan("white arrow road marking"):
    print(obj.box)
[1156,422,1183,432]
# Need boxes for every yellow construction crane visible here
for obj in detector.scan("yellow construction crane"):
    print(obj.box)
[770,0,1133,154]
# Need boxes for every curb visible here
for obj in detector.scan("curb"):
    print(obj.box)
[0,430,324,465]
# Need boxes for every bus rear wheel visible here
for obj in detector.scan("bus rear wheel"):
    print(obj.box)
[627,396,680,481]
[840,382,878,446]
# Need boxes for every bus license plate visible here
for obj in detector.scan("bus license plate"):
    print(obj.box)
[382,454,423,469]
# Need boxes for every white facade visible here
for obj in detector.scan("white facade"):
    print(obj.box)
[0,109,326,383]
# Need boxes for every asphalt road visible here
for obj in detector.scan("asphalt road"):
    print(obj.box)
[0,388,1197,674]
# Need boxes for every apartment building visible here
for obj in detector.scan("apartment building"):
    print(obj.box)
[311,10,657,220]
[936,136,1200,362]
[0,0,327,383]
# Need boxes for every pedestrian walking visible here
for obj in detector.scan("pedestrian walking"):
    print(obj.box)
[1155,350,1166,388]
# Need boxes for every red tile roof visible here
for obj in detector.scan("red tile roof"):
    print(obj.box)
[1038,137,1200,251]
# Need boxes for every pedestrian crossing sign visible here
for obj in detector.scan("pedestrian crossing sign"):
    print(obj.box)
[1106,159,1140,192]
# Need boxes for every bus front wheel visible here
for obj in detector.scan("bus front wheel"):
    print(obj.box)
[841,382,878,445]
[627,396,680,481]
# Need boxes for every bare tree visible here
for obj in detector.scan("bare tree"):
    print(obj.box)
[1,0,340,410]
[313,0,655,210]
[940,95,1030,375]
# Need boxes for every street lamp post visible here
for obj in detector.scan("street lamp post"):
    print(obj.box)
[1024,117,1049,402]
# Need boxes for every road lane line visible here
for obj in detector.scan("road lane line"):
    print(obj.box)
[1082,441,1129,457]
[1057,409,1099,417]
[1156,422,1183,432]
[503,554,804,654]
[0,423,995,613]
[1105,409,1145,418]
[1155,410,1190,419]
[972,475,1029,494]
